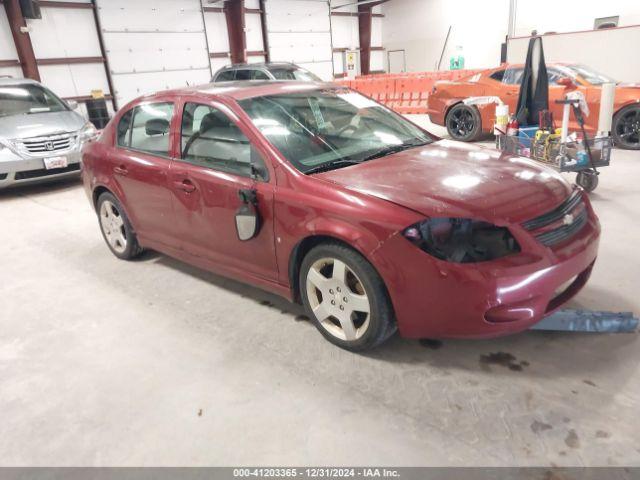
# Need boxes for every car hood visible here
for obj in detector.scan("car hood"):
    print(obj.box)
[0,110,85,140]
[317,139,573,224]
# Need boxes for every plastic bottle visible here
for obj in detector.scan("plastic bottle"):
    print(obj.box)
[507,115,519,136]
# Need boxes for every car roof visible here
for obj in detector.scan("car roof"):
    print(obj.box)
[154,80,339,102]
[217,62,300,70]
[0,77,42,87]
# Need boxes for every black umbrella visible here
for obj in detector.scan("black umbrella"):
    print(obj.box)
[515,36,549,126]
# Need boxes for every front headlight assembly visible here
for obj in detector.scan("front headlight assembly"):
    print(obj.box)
[78,122,99,143]
[403,218,520,263]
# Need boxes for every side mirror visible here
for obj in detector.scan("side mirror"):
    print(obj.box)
[67,99,79,110]
[557,77,576,89]
[235,189,260,241]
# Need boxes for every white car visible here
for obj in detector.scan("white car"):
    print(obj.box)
[0,77,98,188]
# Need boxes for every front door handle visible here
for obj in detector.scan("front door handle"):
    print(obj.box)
[174,179,196,193]
[114,165,128,176]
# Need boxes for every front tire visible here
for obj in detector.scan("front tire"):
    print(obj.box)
[612,105,640,150]
[299,243,396,351]
[446,103,482,142]
[97,192,144,260]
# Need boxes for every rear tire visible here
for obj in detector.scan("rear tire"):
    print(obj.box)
[299,242,396,351]
[612,105,640,150]
[97,192,144,260]
[446,103,483,142]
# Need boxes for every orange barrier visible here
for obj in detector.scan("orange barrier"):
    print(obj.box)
[337,69,482,114]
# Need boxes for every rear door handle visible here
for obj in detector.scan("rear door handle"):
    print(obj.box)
[174,179,196,193]
[113,165,128,176]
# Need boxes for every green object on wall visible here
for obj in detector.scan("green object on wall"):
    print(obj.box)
[450,55,465,70]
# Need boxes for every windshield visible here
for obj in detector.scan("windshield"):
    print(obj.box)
[0,84,68,117]
[557,64,616,85]
[270,68,322,82]
[238,89,433,173]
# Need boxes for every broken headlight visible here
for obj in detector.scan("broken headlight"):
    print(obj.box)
[403,218,520,263]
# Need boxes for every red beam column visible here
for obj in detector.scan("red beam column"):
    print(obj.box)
[358,4,372,76]
[3,0,40,80]
[225,0,247,64]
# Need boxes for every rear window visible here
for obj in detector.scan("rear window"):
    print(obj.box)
[215,70,236,82]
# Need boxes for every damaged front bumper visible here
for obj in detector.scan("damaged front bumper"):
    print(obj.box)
[370,206,601,339]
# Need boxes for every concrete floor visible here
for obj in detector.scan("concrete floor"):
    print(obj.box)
[1,119,639,466]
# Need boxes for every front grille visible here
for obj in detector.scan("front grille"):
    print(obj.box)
[15,163,80,180]
[522,190,588,247]
[14,133,75,155]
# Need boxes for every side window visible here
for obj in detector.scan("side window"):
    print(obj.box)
[251,69,270,80]
[502,67,524,85]
[180,102,268,180]
[126,103,174,156]
[215,70,236,82]
[235,69,252,80]
[489,70,505,82]
[547,68,563,85]
[117,109,133,147]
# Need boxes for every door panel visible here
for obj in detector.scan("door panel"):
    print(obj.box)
[169,162,278,281]
[110,149,175,245]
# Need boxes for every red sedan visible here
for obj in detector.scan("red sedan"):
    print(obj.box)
[82,81,600,350]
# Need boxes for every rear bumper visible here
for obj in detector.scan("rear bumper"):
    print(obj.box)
[371,210,601,339]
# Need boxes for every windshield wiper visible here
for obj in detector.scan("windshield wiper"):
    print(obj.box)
[304,159,363,175]
[361,140,429,162]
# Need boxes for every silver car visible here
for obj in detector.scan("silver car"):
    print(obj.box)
[212,62,322,82]
[0,78,98,189]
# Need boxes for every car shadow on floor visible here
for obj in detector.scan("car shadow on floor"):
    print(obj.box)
[0,176,82,201]
[141,248,639,381]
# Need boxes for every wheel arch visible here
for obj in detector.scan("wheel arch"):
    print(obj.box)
[91,184,140,234]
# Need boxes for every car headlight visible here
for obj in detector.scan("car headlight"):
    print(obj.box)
[403,218,520,263]
[78,122,98,143]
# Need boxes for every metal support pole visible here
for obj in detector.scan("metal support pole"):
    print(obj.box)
[3,0,40,81]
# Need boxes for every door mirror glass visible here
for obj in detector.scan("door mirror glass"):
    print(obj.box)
[235,189,260,241]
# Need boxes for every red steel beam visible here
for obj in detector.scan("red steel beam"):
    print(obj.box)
[3,0,40,80]
[224,0,247,64]
[0,59,20,67]
[36,56,105,65]
[39,1,95,8]
[358,3,372,76]
[259,0,270,61]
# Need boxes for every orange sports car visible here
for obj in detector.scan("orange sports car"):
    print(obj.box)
[427,63,640,149]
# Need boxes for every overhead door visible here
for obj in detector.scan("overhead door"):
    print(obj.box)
[264,0,334,80]
[96,0,211,107]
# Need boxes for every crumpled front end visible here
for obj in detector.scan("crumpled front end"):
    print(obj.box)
[370,190,601,339]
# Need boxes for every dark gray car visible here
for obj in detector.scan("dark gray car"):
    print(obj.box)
[212,62,322,83]
[0,78,98,188]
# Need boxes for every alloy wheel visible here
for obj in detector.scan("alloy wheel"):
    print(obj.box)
[305,257,371,341]
[99,200,127,254]
[448,108,475,138]
[615,107,640,149]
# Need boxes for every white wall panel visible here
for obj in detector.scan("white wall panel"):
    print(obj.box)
[39,63,110,98]
[203,11,229,54]
[245,0,261,9]
[246,13,265,51]
[0,66,22,79]
[371,17,382,46]
[330,16,358,50]
[97,0,210,106]
[27,8,102,59]
[370,50,384,72]
[247,55,267,64]
[332,51,344,75]
[265,0,333,80]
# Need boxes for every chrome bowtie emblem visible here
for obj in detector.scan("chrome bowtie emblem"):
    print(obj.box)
[563,214,574,226]
[44,141,54,151]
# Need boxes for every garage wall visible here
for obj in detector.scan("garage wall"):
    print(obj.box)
[507,26,640,83]
[202,3,231,75]
[96,0,211,107]
[383,0,640,74]
[265,0,334,80]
